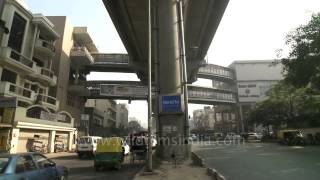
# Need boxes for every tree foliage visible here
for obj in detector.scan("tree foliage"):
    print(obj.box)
[128,120,143,133]
[281,13,320,89]
[249,81,320,128]
[249,13,320,129]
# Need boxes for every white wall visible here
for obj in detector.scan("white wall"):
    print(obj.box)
[230,60,284,103]
[231,60,283,81]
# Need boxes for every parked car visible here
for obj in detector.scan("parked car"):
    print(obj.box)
[226,133,242,140]
[247,132,263,140]
[190,134,198,141]
[77,136,102,158]
[0,152,68,180]
[213,133,224,140]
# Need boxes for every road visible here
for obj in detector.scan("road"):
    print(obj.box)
[50,153,144,180]
[193,142,320,180]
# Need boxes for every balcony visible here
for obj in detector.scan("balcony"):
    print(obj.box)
[0,82,36,104]
[36,94,59,112]
[70,46,94,68]
[0,47,36,75]
[30,67,57,86]
[34,39,55,59]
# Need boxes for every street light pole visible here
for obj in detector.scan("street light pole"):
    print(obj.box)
[177,0,189,140]
[146,0,153,172]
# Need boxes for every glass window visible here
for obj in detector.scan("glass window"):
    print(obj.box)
[15,155,37,173]
[0,157,9,173]
[33,154,53,169]
[79,137,92,144]
[1,69,17,84]
[8,12,27,52]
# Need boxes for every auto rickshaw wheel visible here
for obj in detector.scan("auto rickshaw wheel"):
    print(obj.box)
[115,162,121,170]
[94,164,101,172]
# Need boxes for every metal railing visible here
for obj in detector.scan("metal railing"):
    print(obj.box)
[36,94,57,106]
[7,48,34,68]
[188,88,236,102]
[188,86,236,103]
[198,65,234,79]
[92,53,129,64]
[36,39,55,52]
[39,67,54,78]
[0,82,34,100]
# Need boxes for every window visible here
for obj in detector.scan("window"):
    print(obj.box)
[8,12,27,52]
[1,69,17,84]
[32,154,53,169]
[15,156,37,173]
[33,57,44,67]
[79,137,92,144]
[0,157,9,174]
[238,84,247,88]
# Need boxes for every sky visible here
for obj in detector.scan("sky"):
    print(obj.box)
[24,0,320,128]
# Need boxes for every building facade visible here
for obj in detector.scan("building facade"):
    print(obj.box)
[116,103,128,128]
[85,99,117,128]
[192,106,215,131]
[0,0,76,153]
[47,16,98,137]
[229,60,283,132]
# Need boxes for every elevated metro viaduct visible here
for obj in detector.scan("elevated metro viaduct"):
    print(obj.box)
[71,0,231,160]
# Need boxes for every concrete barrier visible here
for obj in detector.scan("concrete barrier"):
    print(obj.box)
[192,152,226,180]
[191,152,205,167]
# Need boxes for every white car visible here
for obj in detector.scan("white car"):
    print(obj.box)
[226,133,242,140]
[247,132,263,140]
[77,136,102,158]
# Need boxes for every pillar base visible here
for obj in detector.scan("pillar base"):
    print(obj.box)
[156,144,191,161]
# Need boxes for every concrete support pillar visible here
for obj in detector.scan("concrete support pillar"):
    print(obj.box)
[156,0,189,160]
[9,128,20,154]
[49,130,56,153]
[68,131,73,151]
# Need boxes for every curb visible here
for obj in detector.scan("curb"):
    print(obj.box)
[207,168,226,180]
[191,152,205,167]
[132,166,146,180]
[191,152,226,180]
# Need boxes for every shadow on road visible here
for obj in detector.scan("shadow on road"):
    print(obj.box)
[51,154,144,180]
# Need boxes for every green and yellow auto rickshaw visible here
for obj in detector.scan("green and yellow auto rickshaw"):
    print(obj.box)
[94,137,125,171]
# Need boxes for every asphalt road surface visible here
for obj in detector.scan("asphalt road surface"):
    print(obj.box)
[193,142,320,180]
[50,153,144,180]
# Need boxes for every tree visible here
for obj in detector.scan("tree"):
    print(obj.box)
[128,119,143,133]
[281,13,320,89]
[249,81,320,128]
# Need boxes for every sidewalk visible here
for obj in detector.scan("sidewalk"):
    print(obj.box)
[45,152,76,159]
[133,159,212,180]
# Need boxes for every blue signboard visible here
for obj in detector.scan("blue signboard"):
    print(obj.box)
[161,95,182,113]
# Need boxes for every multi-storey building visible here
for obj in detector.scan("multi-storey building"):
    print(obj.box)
[46,16,98,137]
[0,0,76,153]
[192,106,215,131]
[85,99,117,127]
[229,60,283,132]
[116,103,128,128]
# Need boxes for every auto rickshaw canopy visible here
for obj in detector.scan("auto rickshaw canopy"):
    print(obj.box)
[96,137,123,153]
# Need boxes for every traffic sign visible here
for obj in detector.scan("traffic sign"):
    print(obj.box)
[160,95,182,114]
